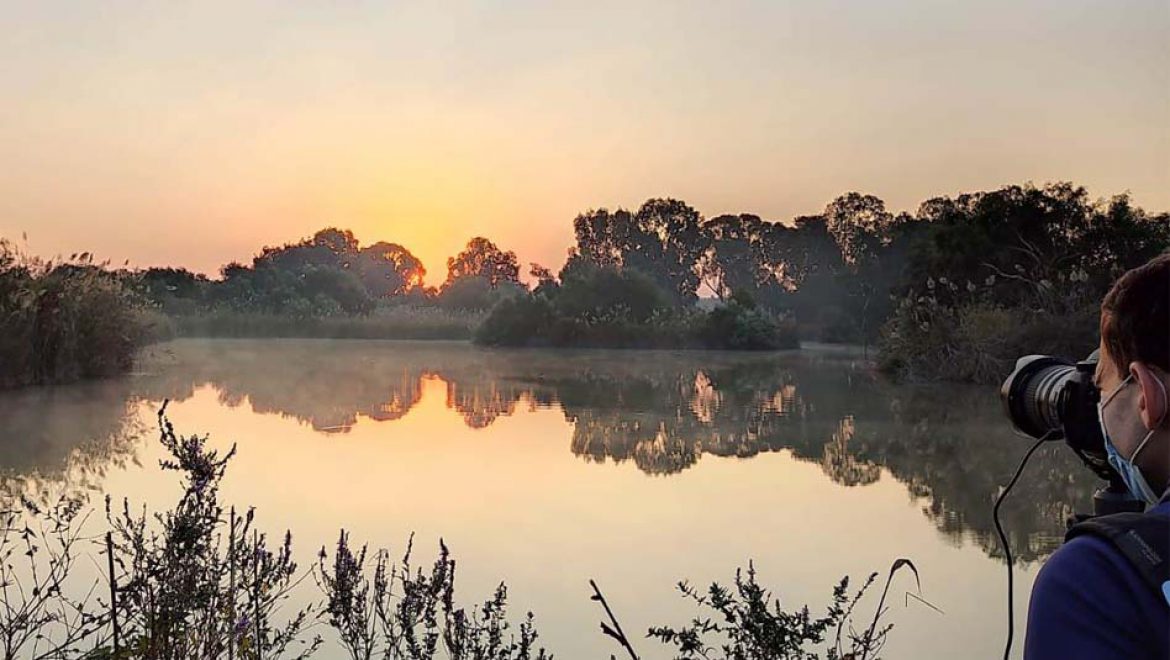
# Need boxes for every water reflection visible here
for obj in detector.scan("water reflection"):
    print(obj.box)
[0,379,144,500]
[0,339,1096,562]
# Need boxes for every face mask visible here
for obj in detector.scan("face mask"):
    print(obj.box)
[1097,374,1168,506]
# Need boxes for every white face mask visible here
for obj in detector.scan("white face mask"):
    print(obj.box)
[1097,374,1168,506]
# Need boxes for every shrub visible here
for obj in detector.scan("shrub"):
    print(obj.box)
[474,295,555,346]
[699,294,799,350]
[877,285,1100,384]
[553,263,672,323]
[476,269,799,351]
[646,559,925,660]
[438,276,525,312]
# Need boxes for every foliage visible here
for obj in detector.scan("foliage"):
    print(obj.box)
[100,403,321,659]
[476,263,796,350]
[876,183,1168,382]
[445,238,521,288]
[436,276,525,312]
[355,242,427,298]
[0,495,108,660]
[140,228,432,318]
[698,292,798,351]
[473,295,555,347]
[572,199,708,305]
[0,241,155,388]
[474,261,699,348]
[878,282,1101,384]
[648,559,927,660]
[317,533,550,660]
[14,180,1165,375]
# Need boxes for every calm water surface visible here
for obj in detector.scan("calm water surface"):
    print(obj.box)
[0,339,1097,659]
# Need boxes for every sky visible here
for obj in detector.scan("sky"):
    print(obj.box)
[1,0,1167,285]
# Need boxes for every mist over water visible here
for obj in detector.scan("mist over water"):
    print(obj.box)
[0,339,1098,659]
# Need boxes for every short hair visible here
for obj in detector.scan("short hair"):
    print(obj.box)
[1100,252,1170,375]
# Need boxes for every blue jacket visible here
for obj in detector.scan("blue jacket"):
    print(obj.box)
[1024,500,1170,659]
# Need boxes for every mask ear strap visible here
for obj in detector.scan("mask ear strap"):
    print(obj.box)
[1154,376,1169,428]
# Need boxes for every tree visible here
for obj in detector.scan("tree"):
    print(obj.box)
[529,263,555,285]
[823,192,894,265]
[904,182,1169,310]
[139,267,207,299]
[354,242,425,298]
[571,198,708,304]
[529,262,558,297]
[554,259,672,324]
[699,213,794,301]
[445,237,521,287]
[572,208,636,269]
[781,215,854,340]
[631,198,707,303]
[310,227,360,257]
[302,267,373,315]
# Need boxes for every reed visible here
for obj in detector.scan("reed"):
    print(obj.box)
[0,241,156,389]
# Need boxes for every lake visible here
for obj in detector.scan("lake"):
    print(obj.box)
[0,339,1097,659]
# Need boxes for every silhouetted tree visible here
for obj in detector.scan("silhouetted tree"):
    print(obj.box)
[354,242,425,298]
[572,198,708,304]
[700,214,766,300]
[823,192,894,265]
[446,237,521,287]
[310,227,361,257]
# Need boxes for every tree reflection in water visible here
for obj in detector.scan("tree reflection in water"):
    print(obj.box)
[0,379,144,502]
[0,339,1097,563]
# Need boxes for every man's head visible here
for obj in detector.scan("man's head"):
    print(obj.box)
[1095,252,1170,495]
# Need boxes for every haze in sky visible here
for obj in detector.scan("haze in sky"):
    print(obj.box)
[2,0,1166,284]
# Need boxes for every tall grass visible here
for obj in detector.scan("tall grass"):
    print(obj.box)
[0,240,158,389]
[172,306,484,341]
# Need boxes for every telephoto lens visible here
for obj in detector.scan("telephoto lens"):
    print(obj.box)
[1001,356,1078,439]
[999,351,1105,459]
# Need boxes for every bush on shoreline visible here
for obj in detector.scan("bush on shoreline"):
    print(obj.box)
[475,265,798,350]
[877,277,1102,384]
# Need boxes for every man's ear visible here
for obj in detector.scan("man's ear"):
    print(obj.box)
[1130,362,1169,430]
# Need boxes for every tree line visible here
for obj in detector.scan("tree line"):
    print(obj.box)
[140,181,1169,361]
[139,229,527,316]
[4,180,1167,386]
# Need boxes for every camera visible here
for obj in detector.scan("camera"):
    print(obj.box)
[1000,351,1105,470]
[1000,349,1143,514]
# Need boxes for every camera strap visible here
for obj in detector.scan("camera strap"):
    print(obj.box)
[1066,512,1170,606]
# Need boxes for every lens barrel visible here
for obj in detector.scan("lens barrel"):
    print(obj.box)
[1000,355,1077,440]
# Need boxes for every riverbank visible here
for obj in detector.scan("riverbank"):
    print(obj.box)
[169,306,483,340]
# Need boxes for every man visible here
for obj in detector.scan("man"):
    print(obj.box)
[1025,252,1170,659]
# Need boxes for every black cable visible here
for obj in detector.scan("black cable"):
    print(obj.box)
[993,432,1055,660]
